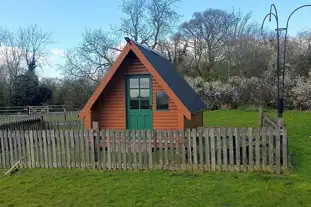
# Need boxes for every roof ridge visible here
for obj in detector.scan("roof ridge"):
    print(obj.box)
[133,41,170,61]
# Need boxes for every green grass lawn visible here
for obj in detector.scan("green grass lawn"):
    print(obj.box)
[1,109,311,207]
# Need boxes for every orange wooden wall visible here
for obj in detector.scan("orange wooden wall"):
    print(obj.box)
[152,78,179,129]
[95,71,126,129]
[93,52,181,129]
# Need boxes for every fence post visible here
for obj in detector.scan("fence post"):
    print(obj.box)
[138,130,143,170]
[164,131,169,170]
[276,128,281,174]
[107,130,111,170]
[85,130,90,169]
[158,130,163,170]
[269,128,274,173]
[70,130,75,169]
[262,127,267,172]
[126,130,131,170]
[17,130,22,168]
[222,128,228,171]
[132,130,136,170]
[13,130,18,165]
[51,130,57,168]
[29,130,35,168]
[148,130,152,169]
[228,128,234,172]
[186,129,192,170]
[234,128,240,172]
[282,128,288,171]
[181,130,185,171]
[93,121,99,168]
[210,128,216,172]
[122,130,127,170]
[175,130,180,171]
[198,129,203,170]
[111,130,116,170]
[255,128,260,171]
[65,130,71,169]
[204,128,210,171]
[248,128,253,172]
[90,129,95,170]
[9,131,14,166]
[168,131,175,170]
[216,128,221,171]
[25,130,31,168]
[0,130,5,168]
[153,130,157,169]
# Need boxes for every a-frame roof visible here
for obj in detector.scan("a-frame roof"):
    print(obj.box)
[135,42,207,114]
[79,39,207,120]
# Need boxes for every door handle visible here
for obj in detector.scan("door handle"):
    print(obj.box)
[150,105,152,110]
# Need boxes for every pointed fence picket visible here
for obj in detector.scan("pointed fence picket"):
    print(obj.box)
[0,127,287,174]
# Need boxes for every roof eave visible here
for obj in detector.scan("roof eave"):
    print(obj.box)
[79,43,132,117]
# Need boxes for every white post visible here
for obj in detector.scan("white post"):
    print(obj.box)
[277,117,284,129]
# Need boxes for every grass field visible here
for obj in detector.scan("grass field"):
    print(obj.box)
[1,110,311,207]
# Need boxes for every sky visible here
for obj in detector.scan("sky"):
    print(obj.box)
[0,0,310,78]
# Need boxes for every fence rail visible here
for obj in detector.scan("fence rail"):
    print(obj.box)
[263,113,278,129]
[0,111,80,124]
[0,105,80,115]
[0,127,288,174]
[0,118,43,130]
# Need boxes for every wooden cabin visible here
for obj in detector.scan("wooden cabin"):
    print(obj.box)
[79,38,207,130]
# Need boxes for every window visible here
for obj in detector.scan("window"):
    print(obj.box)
[156,91,169,110]
[129,78,139,88]
[130,89,139,109]
[128,77,151,110]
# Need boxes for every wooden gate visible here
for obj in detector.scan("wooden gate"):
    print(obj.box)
[28,106,49,115]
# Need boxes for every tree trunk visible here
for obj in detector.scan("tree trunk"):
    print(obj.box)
[258,105,264,128]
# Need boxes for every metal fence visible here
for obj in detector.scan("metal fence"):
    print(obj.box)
[0,127,288,174]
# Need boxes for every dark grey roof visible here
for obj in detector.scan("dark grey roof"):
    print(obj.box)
[134,42,207,114]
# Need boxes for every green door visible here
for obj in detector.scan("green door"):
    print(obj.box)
[126,76,152,129]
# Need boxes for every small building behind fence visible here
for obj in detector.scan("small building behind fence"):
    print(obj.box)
[79,38,207,130]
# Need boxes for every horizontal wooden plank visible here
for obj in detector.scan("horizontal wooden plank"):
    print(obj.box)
[152,118,179,121]
[99,113,125,116]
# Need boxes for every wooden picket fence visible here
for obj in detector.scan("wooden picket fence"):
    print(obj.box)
[0,118,43,130]
[0,127,288,174]
[0,118,83,131]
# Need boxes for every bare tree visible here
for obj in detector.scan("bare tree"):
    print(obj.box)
[180,9,248,79]
[0,27,9,45]
[119,0,180,49]
[60,29,121,83]
[0,29,25,105]
[19,25,52,71]
[158,33,188,63]
[225,28,275,79]
[0,31,24,79]
[120,0,146,42]
[147,0,180,49]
